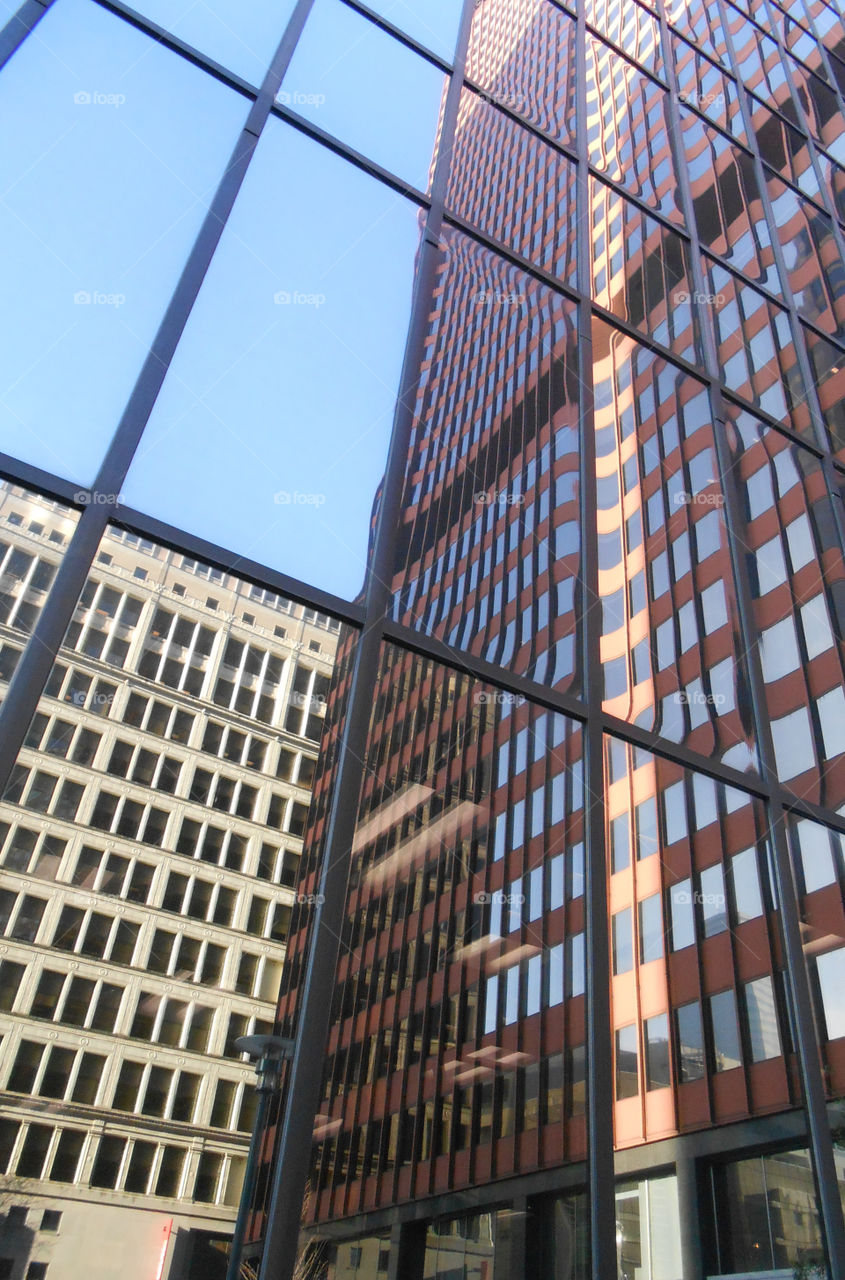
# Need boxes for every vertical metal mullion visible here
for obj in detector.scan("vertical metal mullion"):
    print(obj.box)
[574,18,616,1280]
[256,7,477,1279]
[0,0,53,70]
[0,0,318,801]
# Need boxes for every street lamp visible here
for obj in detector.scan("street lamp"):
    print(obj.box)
[225,1034,294,1280]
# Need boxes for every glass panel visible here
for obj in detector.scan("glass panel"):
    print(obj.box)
[765,169,845,340]
[123,0,297,83]
[748,91,826,204]
[803,323,845,456]
[714,1148,835,1272]
[709,988,742,1071]
[727,403,845,809]
[743,976,782,1062]
[0,0,247,483]
[707,258,813,436]
[277,645,584,1208]
[589,177,700,362]
[672,34,747,142]
[0,515,346,1189]
[676,1000,705,1081]
[364,0,461,63]
[466,0,576,146]
[447,90,577,284]
[665,0,729,66]
[680,111,782,296]
[614,1176,683,1280]
[615,1024,639,1099]
[605,737,781,1126]
[586,38,682,224]
[278,0,446,190]
[593,320,756,770]
[390,227,581,693]
[122,120,421,600]
[585,0,663,76]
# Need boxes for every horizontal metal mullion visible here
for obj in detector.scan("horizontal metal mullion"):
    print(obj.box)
[337,0,454,73]
[268,102,431,208]
[110,504,366,627]
[381,618,589,720]
[90,0,260,97]
[0,454,91,509]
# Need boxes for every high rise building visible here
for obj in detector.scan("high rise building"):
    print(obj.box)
[0,481,339,1279]
[250,2,845,1280]
[2,1,845,1280]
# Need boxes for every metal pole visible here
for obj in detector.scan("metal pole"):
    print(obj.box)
[226,1076,275,1280]
[226,1037,293,1280]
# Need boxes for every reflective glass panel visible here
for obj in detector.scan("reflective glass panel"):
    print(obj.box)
[0,0,247,484]
[447,91,577,284]
[664,0,729,66]
[604,739,785,1131]
[390,228,581,693]
[672,35,747,143]
[0,517,344,1205]
[680,112,781,296]
[277,0,446,191]
[466,0,576,147]
[590,177,700,362]
[707,259,813,436]
[585,0,663,77]
[586,39,682,224]
[365,0,461,63]
[123,121,422,600]
[727,403,845,809]
[714,1149,835,1272]
[122,0,297,83]
[593,321,756,770]
[765,170,845,340]
[278,644,585,1211]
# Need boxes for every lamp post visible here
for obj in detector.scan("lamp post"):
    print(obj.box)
[225,1034,294,1280]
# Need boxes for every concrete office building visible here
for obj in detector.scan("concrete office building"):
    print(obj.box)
[0,483,338,1279]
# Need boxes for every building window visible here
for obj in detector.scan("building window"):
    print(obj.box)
[708,989,742,1072]
[815,946,845,1041]
[712,1149,833,1273]
[743,977,781,1063]
[615,1024,638,1099]
[644,1014,671,1090]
